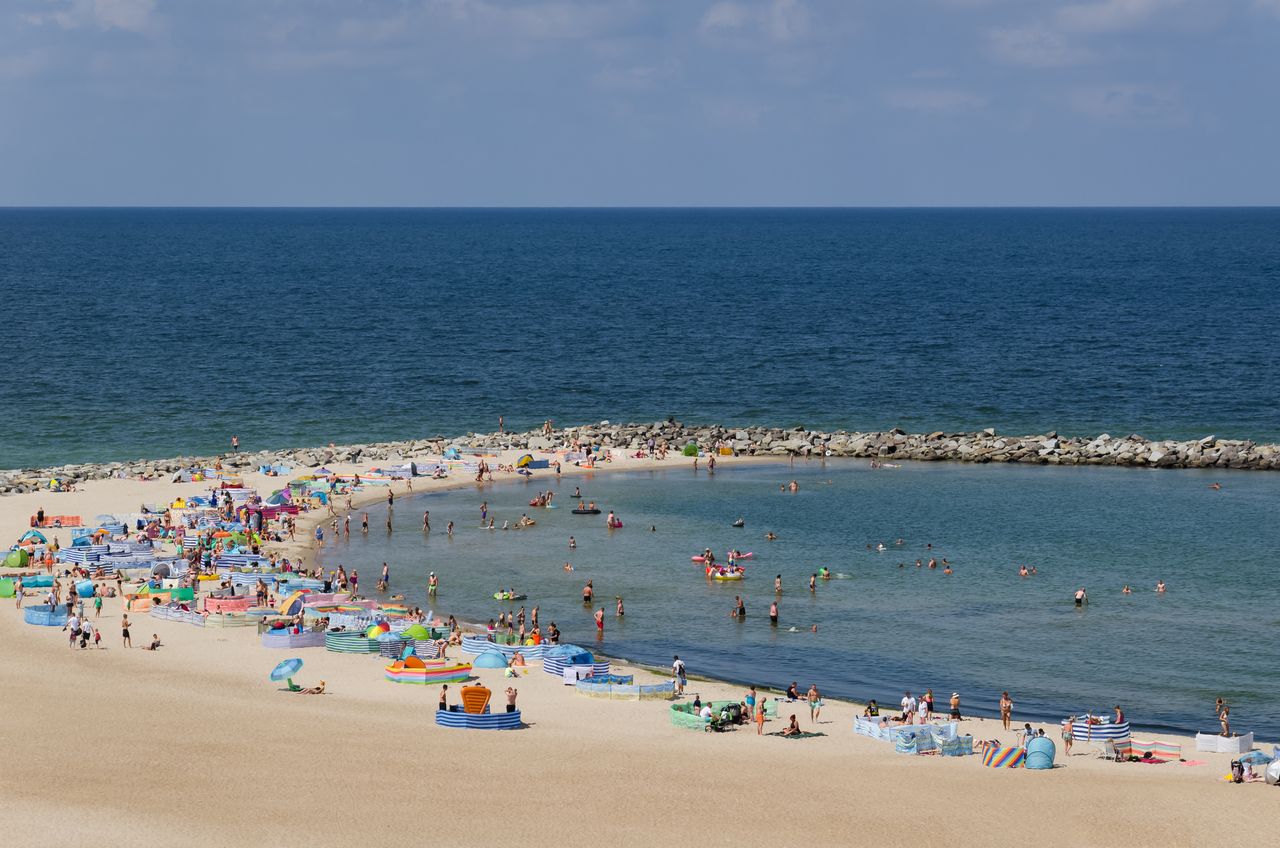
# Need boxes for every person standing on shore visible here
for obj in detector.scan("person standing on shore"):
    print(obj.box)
[999,691,1013,730]
[343,514,350,538]
[121,614,132,648]
[672,655,686,696]
[808,684,823,723]
[423,511,430,531]
[361,513,368,534]
[950,692,962,720]
[231,435,239,452]
[499,416,504,433]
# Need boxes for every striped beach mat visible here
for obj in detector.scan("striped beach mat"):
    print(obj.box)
[982,745,1027,768]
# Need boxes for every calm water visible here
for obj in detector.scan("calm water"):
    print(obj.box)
[319,460,1280,738]
[3,208,1280,469]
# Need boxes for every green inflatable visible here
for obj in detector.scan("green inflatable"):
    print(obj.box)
[682,443,699,457]
[4,548,30,569]
[0,578,14,598]
[400,624,431,641]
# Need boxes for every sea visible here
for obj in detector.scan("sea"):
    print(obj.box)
[4,207,1279,736]
[2,208,1278,468]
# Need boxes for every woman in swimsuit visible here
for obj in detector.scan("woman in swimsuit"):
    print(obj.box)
[999,692,1013,730]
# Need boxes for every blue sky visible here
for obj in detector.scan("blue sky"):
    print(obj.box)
[1,0,1278,205]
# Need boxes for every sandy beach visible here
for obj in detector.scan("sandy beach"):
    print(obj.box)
[2,450,1275,847]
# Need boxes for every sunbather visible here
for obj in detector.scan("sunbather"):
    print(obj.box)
[781,714,802,736]
[296,681,326,695]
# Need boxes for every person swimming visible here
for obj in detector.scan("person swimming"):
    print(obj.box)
[1074,587,1087,606]
[1156,580,1166,593]
[731,517,745,528]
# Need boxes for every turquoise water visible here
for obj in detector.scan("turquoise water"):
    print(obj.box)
[3,208,1280,468]
[319,460,1280,738]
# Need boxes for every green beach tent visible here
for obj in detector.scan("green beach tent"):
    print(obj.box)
[4,548,31,568]
[0,578,14,598]
[682,443,699,457]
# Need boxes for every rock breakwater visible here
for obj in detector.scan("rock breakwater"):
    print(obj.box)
[2,422,1275,495]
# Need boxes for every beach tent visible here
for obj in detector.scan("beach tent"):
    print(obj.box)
[473,650,509,669]
[443,447,461,460]
[516,454,534,468]
[19,530,47,544]
[681,443,698,457]
[1025,736,1056,769]
[4,548,31,568]
[544,644,593,664]
[0,578,14,598]
[400,624,432,641]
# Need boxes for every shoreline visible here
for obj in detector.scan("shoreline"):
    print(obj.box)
[4,419,1277,491]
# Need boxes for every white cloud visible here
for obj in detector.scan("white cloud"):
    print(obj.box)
[22,0,156,33]
[434,0,641,41]
[593,59,680,92]
[699,0,810,43]
[1055,0,1181,33]
[986,24,1093,67]
[884,87,987,114]
[1069,83,1188,123]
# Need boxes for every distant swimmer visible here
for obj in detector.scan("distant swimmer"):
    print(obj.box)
[563,562,574,572]
[819,567,830,580]
[1121,584,1131,594]
[876,543,886,552]
[650,525,656,532]
[895,538,905,546]
[1019,565,1029,577]
[765,532,777,541]
[809,574,816,592]
[1156,580,1166,593]
[1074,587,1087,607]
[732,517,745,528]
[1209,482,1221,490]
[568,536,576,550]
[942,564,952,575]
[573,486,582,498]
[774,575,782,593]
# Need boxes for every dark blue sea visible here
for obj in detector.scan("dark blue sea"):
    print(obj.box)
[1,208,1278,469]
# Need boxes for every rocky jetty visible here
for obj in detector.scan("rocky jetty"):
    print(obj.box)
[2,421,1275,495]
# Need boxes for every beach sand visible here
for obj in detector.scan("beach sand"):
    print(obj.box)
[1,451,1273,847]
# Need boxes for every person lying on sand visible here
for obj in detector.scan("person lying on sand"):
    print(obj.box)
[295,681,326,695]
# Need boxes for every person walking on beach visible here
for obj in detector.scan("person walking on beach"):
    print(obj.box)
[1219,703,1231,736]
[756,698,767,735]
[808,684,823,723]
[1062,716,1074,754]
[999,691,1013,731]
[93,593,102,619]
[672,656,686,696]
[315,525,324,549]
[121,614,132,648]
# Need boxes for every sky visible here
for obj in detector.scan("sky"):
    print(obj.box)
[0,0,1278,206]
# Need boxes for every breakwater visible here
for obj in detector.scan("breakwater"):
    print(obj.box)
[2,421,1275,495]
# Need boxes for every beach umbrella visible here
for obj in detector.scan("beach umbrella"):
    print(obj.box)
[1238,750,1272,766]
[270,657,304,689]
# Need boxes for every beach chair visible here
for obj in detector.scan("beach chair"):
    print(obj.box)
[1100,738,1129,761]
[461,686,491,715]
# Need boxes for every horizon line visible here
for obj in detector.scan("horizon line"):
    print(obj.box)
[2,204,1278,211]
